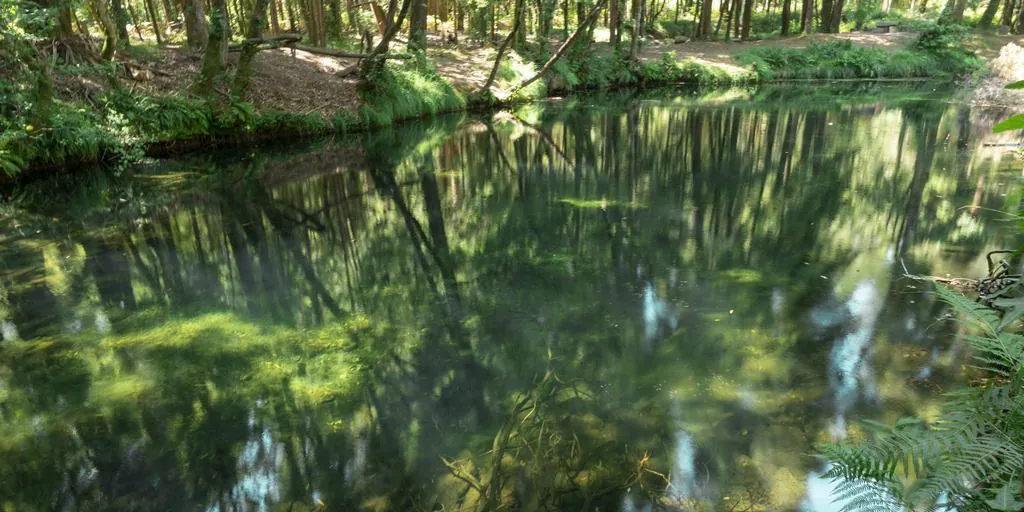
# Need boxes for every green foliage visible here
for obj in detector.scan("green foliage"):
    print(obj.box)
[822,284,1024,511]
[739,39,979,80]
[358,61,465,127]
[994,115,1024,133]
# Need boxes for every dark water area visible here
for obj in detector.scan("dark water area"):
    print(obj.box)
[0,84,1021,511]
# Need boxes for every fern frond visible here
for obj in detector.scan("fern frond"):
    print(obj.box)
[935,285,999,335]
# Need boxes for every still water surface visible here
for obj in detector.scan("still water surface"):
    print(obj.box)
[0,84,1021,511]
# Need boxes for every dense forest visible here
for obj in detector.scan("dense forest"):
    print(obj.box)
[0,0,1013,175]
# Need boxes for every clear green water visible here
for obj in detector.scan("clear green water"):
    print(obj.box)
[0,85,1021,511]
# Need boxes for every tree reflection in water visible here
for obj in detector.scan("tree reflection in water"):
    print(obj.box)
[0,84,1020,511]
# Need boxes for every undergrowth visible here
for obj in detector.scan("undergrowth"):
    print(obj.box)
[738,25,982,80]
[358,60,466,127]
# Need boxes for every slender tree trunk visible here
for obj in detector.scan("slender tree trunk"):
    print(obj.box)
[145,0,164,43]
[741,0,753,37]
[1000,0,1014,26]
[699,0,712,38]
[715,0,728,37]
[182,0,209,47]
[112,0,131,44]
[161,0,175,22]
[1016,0,1024,32]
[409,0,428,50]
[270,0,281,31]
[978,0,1001,26]
[195,0,230,93]
[732,0,742,36]
[781,0,791,34]
[828,0,843,31]
[234,0,271,96]
[482,0,525,91]
[949,0,966,20]
[801,0,813,32]
[610,0,620,45]
[515,0,605,91]
[630,0,642,56]
[820,0,832,30]
[92,0,119,59]
[127,1,146,40]
[359,0,412,79]
[565,0,573,36]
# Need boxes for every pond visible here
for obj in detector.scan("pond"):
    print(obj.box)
[0,83,1021,511]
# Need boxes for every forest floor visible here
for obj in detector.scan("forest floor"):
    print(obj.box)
[123,30,1023,117]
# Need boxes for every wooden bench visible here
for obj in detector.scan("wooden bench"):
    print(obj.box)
[876,21,898,33]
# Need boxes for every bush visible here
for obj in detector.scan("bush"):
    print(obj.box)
[738,38,979,80]
[358,61,465,127]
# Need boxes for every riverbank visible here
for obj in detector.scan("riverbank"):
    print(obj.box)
[0,25,1015,179]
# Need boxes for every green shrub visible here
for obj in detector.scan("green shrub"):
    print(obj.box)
[738,38,978,80]
[358,61,465,127]
[822,284,1024,512]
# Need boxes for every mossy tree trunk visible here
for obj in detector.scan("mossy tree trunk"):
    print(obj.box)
[92,0,119,60]
[111,0,131,45]
[359,0,412,81]
[234,0,272,97]
[195,0,231,94]
[408,0,428,50]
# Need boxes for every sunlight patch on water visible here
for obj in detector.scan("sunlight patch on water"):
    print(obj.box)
[828,279,884,440]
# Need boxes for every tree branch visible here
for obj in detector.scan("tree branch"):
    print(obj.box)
[511,0,606,94]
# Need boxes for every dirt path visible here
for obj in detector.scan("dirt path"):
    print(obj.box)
[126,31,1024,117]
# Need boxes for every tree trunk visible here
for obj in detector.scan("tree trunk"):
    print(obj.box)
[715,0,729,37]
[327,0,343,39]
[145,0,164,43]
[409,0,428,50]
[127,1,146,40]
[346,0,362,30]
[781,0,791,34]
[111,0,131,44]
[92,0,119,59]
[949,0,967,20]
[741,0,753,37]
[820,0,832,30]
[1016,0,1024,32]
[828,0,843,31]
[482,0,525,91]
[732,0,742,37]
[630,0,642,57]
[270,0,281,31]
[182,0,209,47]
[195,0,230,93]
[514,0,605,91]
[699,0,713,38]
[801,0,813,33]
[161,0,175,22]
[234,0,272,97]
[978,0,1001,26]
[359,0,412,79]
[1000,0,1013,27]
[610,0,620,45]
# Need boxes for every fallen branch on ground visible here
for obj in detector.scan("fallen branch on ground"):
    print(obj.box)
[228,32,302,52]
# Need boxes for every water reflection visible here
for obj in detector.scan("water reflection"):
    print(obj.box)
[0,84,1021,511]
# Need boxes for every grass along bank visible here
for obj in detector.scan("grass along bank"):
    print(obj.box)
[0,25,986,178]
